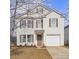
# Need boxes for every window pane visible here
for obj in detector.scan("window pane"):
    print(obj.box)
[36,7,43,14]
[20,35,26,43]
[50,18,58,27]
[20,19,26,28]
[27,35,33,42]
[23,35,26,42]
[36,19,42,28]
[27,35,31,42]
[37,7,43,14]
[51,18,56,27]
[27,20,33,28]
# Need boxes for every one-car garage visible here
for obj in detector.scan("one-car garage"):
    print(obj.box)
[46,34,60,46]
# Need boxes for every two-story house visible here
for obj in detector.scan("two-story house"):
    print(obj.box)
[16,4,64,47]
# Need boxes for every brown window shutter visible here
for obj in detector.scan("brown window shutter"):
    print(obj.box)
[20,20,21,28]
[56,18,58,27]
[32,35,34,42]
[25,20,26,26]
[23,20,26,28]
[49,18,51,27]
[42,8,43,14]
[36,8,38,13]
[36,20,38,28]
[32,20,33,28]
[20,35,21,43]
[41,19,43,28]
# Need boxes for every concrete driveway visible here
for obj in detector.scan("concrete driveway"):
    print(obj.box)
[46,46,69,59]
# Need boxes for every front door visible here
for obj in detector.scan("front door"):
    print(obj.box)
[37,35,43,47]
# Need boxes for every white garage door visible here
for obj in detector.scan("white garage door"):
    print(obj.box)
[46,35,60,46]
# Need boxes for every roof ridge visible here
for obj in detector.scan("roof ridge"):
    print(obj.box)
[64,25,69,29]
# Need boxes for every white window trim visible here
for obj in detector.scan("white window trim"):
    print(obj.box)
[20,19,26,28]
[27,19,33,28]
[27,35,33,43]
[49,18,58,28]
[36,19,43,28]
[20,35,26,43]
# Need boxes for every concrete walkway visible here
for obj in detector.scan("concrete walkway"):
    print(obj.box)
[46,47,69,59]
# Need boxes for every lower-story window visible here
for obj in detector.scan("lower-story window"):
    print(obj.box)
[20,35,26,43]
[27,35,33,42]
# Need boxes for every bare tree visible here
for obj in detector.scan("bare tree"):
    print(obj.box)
[10,0,46,32]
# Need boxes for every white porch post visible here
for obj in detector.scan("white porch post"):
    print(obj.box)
[34,34,37,46]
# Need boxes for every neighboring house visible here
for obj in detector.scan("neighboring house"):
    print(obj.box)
[64,25,69,45]
[15,4,64,47]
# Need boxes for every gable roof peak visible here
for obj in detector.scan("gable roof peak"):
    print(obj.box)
[36,4,65,17]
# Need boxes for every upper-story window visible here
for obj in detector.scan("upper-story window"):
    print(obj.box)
[27,20,33,28]
[20,19,26,28]
[49,18,58,28]
[36,19,43,28]
[36,7,43,14]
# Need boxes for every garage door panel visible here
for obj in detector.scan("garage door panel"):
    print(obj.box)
[46,36,60,46]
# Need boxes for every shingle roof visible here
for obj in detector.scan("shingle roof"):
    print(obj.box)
[64,25,69,29]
